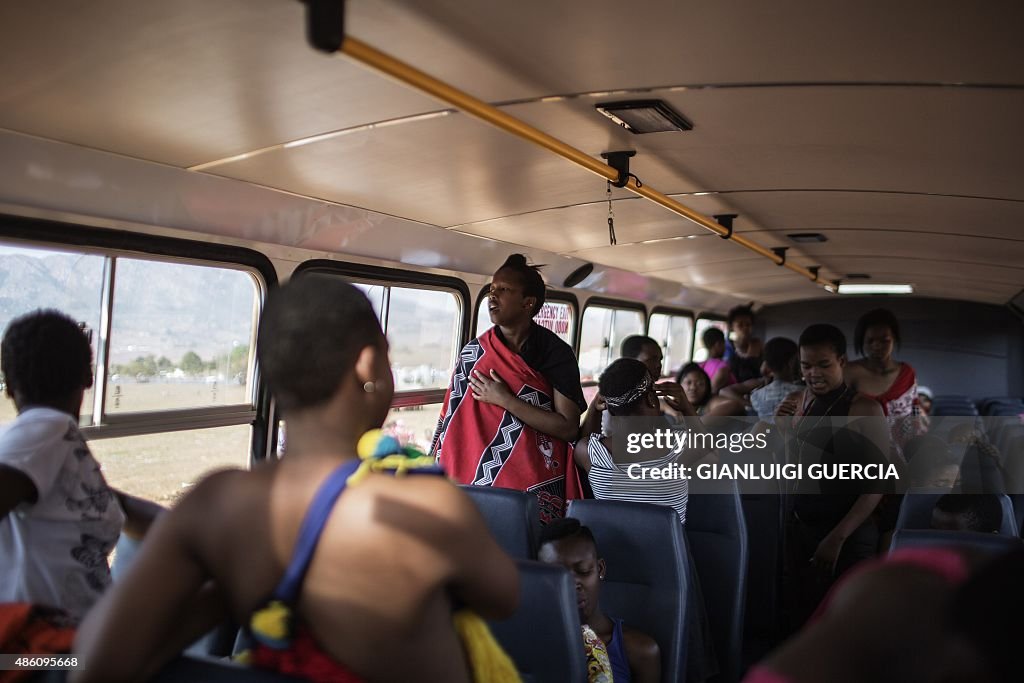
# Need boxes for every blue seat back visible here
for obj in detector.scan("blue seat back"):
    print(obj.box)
[488,560,587,683]
[896,488,1018,536]
[685,481,749,683]
[460,485,540,559]
[568,499,689,683]
[890,528,1023,555]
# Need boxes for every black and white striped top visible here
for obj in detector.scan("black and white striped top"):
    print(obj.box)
[587,434,688,525]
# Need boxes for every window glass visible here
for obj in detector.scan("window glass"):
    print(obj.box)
[383,403,443,453]
[476,295,574,346]
[579,306,613,383]
[90,424,251,506]
[649,313,694,377]
[610,309,645,366]
[534,301,574,344]
[693,318,728,363]
[0,244,104,426]
[387,288,460,391]
[579,306,645,382]
[106,259,258,413]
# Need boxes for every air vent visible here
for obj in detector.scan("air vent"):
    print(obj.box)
[595,100,693,134]
[845,273,871,280]
[787,233,827,243]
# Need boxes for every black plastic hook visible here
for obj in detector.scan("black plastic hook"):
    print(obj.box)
[601,151,636,188]
[713,214,737,240]
[772,247,789,266]
[302,0,346,53]
[808,266,820,281]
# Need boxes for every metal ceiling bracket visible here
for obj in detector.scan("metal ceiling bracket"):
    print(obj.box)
[303,0,346,54]
[713,214,737,240]
[772,247,789,266]
[600,151,636,188]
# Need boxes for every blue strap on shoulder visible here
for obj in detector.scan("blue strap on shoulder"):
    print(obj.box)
[271,458,363,603]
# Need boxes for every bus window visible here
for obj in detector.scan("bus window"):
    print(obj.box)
[386,287,461,391]
[88,424,251,507]
[476,293,574,345]
[384,402,443,453]
[106,258,259,413]
[579,305,645,382]
[693,317,728,363]
[0,243,105,426]
[649,312,694,377]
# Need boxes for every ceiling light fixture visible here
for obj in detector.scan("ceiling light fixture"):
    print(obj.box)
[595,100,693,134]
[838,283,914,295]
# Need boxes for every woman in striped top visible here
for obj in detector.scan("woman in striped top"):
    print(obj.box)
[574,358,713,525]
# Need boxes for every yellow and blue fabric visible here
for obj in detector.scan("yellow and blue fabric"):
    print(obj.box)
[244,430,519,682]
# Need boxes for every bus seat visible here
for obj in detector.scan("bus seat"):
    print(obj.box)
[895,488,1018,536]
[738,489,783,668]
[459,485,540,559]
[567,499,689,683]
[958,445,1008,495]
[686,480,749,683]
[890,528,1023,555]
[488,560,587,683]
[979,397,1024,417]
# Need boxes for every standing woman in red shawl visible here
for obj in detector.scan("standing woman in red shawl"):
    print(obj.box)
[432,255,586,522]
[844,308,925,457]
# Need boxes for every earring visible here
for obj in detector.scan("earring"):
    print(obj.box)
[363,381,376,393]
[599,574,605,581]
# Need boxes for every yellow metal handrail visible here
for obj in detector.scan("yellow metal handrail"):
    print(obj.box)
[340,36,820,283]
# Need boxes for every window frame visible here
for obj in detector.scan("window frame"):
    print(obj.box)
[0,214,276,461]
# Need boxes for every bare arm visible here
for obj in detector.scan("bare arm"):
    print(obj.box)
[113,489,166,539]
[470,369,581,442]
[850,395,902,466]
[0,465,37,520]
[710,365,733,394]
[655,381,697,418]
[624,629,661,683]
[73,473,234,683]
[812,493,883,575]
[720,376,765,404]
[574,394,606,472]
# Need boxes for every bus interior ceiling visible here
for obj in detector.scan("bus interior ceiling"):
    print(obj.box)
[1,1,1023,339]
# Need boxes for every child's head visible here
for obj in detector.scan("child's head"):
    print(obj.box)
[1,309,93,413]
[762,337,799,382]
[538,518,604,624]
[257,275,389,425]
[931,494,1002,533]
[701,327,726,359]
[678,362,712,408]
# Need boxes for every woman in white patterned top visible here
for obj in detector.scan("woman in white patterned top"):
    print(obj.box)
[574,358,713,524]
